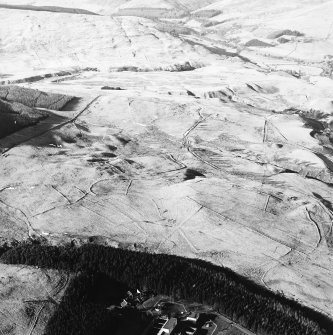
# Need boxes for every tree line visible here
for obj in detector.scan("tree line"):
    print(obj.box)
[1,242,332,335]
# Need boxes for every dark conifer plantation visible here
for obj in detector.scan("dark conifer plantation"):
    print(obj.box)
[1,242,332,335]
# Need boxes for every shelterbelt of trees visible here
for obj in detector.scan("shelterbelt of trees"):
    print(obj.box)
[1,241,332,335]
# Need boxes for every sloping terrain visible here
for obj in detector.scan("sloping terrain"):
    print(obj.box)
[0,9,216,74]
[0,0,204,14]
[0,4,98,15]
[0,86,75,110]
[0,99,47,139]
[0,264,69,335]
[0,86,75,143]
[1,67,332,319]
[0,0,333,332]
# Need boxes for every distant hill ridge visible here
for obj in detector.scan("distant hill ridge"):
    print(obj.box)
[0,3,98,15]
[0,0,221,15]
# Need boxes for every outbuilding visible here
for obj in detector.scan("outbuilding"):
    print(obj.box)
[158,317,177,335]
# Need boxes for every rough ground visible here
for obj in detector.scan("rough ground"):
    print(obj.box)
[0,0,333,331]
[0,264,69,335]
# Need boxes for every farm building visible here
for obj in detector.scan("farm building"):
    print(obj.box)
[120,299,128,308]
[186,312,199,323]
[157,317,177,335]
